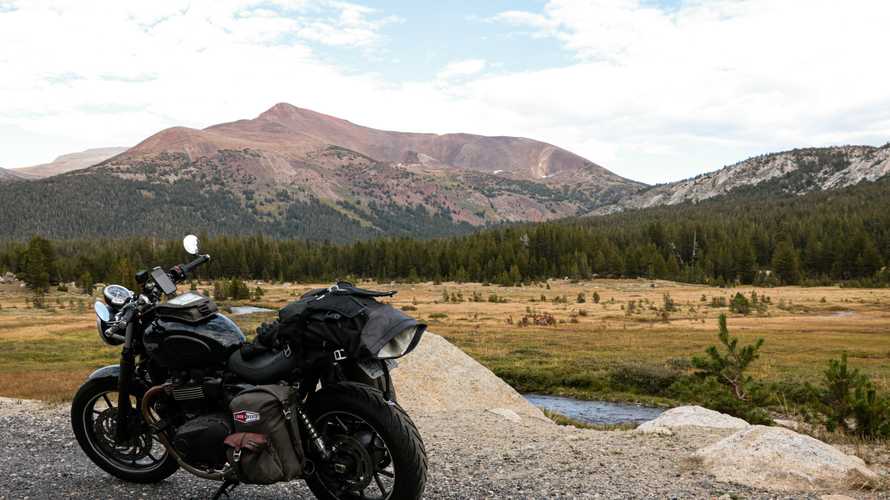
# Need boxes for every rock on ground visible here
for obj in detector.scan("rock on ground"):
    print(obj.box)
[694,425,879,492]
[635,405,750,434]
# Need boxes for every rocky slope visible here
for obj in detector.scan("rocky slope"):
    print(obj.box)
[0,167,25,183]
[1,103,889,240]
[97,103,643,227]
[609,144,890,212]
[0,104,646,240]
[13,147,127,178]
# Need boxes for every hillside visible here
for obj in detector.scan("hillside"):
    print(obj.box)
[0,104,888,242]
[0,167,25,183]
[12,147,127,178]
[608,144,890,212]
[0,104,643,240]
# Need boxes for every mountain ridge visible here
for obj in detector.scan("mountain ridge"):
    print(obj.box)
[1,103,889,241]
[12,147,128,178]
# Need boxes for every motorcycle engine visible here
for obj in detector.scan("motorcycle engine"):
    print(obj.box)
[171,413,232,467]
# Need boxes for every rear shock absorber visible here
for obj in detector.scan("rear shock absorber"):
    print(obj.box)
[293,402,330,460]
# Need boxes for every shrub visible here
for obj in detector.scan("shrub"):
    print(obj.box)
[401,305,417,311]
[592,291,600,304]
[691,314,764,401]
[662,293,676,312]
[517,311,556,327]
[818,353,890,437]
[609,364,679,395]
[576,292,586,303]
[729,292,751,314]
[428,312,448,319]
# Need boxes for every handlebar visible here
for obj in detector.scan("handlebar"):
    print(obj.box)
[180,254,210,276]
[170,254,211,282]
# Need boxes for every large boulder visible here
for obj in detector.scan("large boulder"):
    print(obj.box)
[390,333,548,422]
[636,405,749,434]
[694,425,879,491]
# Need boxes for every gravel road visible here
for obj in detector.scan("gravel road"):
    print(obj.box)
[0,397,820,500]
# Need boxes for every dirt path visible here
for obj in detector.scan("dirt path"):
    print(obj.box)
[0,397,794,500]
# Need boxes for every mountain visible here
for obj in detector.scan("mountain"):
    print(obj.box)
[0,167,26,183]
[0,104,643,240]
[35,103,640,239]
[607,144,890,213]
[13,147,127,178]
[1,103,888,242]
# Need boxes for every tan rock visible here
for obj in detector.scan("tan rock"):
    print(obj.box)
[390,332,548,421]
[694,425,879,491]
[635,405,749,434]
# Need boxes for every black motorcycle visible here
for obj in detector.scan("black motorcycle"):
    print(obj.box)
[71,235,427,499]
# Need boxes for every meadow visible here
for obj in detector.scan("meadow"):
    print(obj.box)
[1,278,889,406]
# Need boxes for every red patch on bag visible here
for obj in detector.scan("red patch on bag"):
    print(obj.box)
[233,410,261,424]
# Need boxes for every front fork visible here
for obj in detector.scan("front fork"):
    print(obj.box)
[115,322,137,443]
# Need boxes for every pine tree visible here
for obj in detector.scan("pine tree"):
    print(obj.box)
[771,241,801,285]
[692,314,765,401]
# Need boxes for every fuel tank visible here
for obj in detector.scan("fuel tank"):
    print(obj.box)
[144,313,246,369]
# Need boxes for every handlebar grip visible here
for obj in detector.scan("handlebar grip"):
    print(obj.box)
[180,254,210,276]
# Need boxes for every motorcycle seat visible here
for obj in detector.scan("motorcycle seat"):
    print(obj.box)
[228,347,299,384]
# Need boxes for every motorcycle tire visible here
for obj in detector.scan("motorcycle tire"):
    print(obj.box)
[304,383,426,500]
[71,378,179,483]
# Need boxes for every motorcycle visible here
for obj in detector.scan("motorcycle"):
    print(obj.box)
[71,235,427,499]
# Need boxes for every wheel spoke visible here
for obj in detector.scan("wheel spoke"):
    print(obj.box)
[333,416,350,432]
[377,468,394,478]
[102,394,114,408]
[374,472,388,494]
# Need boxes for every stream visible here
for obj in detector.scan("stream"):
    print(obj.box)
[523,394,664,425]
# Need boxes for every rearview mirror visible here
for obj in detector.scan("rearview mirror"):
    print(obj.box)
[94,301,111,322]
[183,234,200,255]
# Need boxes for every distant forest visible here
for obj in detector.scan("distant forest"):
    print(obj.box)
[1,177,889,289]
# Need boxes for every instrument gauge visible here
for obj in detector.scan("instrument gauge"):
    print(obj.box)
[103,284,133,307]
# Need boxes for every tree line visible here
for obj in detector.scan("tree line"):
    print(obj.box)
[2,176,889,290]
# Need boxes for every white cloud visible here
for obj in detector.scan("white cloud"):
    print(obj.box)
[1,0,889,185]
[437,59,487,80]
[483,0,890,181]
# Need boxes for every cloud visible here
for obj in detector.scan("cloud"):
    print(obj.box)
[480,0,890,181]
[437,59,487,80]
[1,0,889,185]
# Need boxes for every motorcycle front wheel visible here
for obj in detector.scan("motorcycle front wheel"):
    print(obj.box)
[304,383,427,500]
[71,378,179,483]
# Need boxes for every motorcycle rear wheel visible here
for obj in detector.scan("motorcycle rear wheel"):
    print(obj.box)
[71,378,179,483]
[304,383,426,500]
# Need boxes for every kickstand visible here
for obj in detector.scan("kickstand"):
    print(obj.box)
[211,479,239,500]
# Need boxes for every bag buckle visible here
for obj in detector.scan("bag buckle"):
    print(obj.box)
[283,344,292,358]
[333,349,346,361]
[232,448,241,463]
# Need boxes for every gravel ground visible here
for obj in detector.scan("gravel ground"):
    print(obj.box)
[1,397,862,500]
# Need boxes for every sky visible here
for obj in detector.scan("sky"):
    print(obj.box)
[1,0,889,184]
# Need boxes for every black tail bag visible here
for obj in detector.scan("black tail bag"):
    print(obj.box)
[278,282,424,362]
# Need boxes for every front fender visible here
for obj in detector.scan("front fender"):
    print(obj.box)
[87,364,120,382]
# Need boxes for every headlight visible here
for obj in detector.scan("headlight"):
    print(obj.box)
[376,325,424,359]
[94,301,124,346]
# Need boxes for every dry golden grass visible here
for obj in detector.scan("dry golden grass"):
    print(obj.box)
[1,278,889,401]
